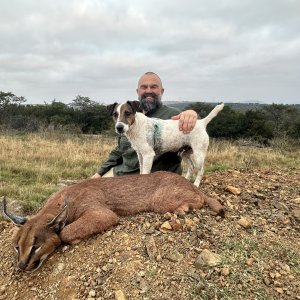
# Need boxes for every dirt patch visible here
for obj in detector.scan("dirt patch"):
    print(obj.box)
[0,168,299,300]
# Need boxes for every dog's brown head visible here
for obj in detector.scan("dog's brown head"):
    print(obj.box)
[107,101,140,134]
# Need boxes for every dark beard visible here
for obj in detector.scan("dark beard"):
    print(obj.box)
[139,93,162,114]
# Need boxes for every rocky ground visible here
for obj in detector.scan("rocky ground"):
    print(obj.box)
[0,168,300,300]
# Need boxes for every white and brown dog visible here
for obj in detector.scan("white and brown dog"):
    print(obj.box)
[108,101,224,186]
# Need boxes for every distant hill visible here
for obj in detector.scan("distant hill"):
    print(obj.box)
[164,101,300,112]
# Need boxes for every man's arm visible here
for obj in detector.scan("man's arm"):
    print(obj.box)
[91,140,123,178]
[171,110,198,134]
[150,105,198,133]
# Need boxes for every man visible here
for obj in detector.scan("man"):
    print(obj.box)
[92,72,197,178]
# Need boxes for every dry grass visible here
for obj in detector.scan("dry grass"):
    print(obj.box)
[0,132,115,211]
[206,138,300,172]
[0,132,299,212]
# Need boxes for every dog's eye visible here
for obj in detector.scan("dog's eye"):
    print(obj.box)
[112,112,118,118]
[14,245,19,253]
[125,111,132,117]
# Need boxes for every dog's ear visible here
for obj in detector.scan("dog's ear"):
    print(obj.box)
[127,101,141,113]
[107,103,118,116]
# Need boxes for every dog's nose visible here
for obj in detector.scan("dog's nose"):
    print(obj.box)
[116,124,124,133]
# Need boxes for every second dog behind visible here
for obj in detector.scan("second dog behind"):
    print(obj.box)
[108,101,224,186]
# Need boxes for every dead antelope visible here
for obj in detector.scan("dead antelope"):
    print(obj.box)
[2,171,224,272]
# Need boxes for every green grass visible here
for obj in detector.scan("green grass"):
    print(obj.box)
[205,163,231,173]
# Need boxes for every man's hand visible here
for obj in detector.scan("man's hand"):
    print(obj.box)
[91,173,101,179]
[171,110,198,134]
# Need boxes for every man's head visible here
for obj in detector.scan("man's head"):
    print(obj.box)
[137,72,164,114]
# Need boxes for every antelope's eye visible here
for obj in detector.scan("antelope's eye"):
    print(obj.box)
[125,111,132,117]
[14,245,19,252]
[113,112,118,118]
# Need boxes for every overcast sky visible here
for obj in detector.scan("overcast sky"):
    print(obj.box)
[1,0,299,105]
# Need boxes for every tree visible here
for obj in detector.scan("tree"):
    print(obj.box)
[185,102,246,138]
[243,110,273,139]
[0,91,26,109]
[71,95,98,109]
[262,104,300,137]
[70,95,112,133]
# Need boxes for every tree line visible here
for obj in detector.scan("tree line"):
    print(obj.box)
[0,92,112,134]
[186,102,300,141]
[0,91,299,141]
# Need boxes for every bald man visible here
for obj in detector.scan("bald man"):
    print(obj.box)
[92,72,197,178]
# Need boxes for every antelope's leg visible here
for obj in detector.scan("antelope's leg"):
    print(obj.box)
[59,208,120,244]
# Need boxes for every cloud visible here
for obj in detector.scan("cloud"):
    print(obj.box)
[0,0,299,104]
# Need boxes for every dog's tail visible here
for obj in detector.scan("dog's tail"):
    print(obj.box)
[201,102,224,127]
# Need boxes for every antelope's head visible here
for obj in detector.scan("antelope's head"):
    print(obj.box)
[2,197,68,272]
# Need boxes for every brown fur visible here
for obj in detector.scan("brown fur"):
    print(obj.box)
[55,171,223,243]
[118,102,136,125]
[5,171,224,271]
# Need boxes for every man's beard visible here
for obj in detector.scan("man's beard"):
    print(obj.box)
[139,93,162,114]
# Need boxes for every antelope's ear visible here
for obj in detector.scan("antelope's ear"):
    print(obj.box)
[2,197,27,227]
[48,197,69,233]
[107,103,118,116]
[127,101,141,113]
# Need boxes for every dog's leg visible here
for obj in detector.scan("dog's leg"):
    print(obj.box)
[59,207,120,244]
[141,152,155,174]
[192,152,205,187]
[137,152,143,174]
[181,153,194,180]
[194,167,204,187]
